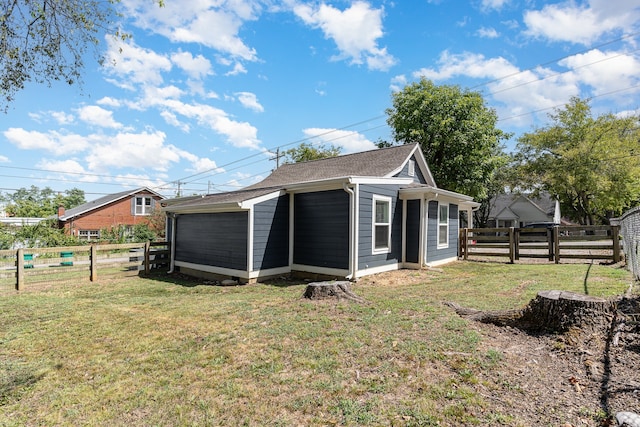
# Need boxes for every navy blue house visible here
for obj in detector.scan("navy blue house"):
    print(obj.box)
[163,144,478,282]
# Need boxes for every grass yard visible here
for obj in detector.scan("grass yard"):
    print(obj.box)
[0,261,633,426]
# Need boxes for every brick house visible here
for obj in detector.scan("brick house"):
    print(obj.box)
[57,187,165,240]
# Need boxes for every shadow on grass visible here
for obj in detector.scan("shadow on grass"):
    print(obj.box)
[0,363,45,405]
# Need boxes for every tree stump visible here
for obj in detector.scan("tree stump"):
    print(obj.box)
[445,290,617,333]
[303,281,367,303]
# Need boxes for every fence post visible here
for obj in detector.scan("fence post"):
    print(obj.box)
[554,226,560,264]
[514,229,520,261]
[612,225,621,263]
[508,227,515,264]
[16,248,24,291]
[90,244,98,282]
[144,242,151,275]
[463,228,469,260]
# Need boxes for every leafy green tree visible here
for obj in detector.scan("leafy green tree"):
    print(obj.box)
[1,186,85,217]
[282,142,341,164]
[6,220,79,248]
[386,78,510,200]
[514,97,640,225]
[0,0,163,111]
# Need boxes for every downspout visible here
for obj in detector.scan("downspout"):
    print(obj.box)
[343,182,357,280]
[168,213,177,273]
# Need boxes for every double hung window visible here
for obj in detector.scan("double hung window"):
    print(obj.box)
[135,196,153,215]
[438,203,449,248]
[373,196,391,253]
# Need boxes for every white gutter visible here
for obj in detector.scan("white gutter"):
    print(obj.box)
[168,214,177,273]
[343,181,357,280]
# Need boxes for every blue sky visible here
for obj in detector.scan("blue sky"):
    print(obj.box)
[1,0,639,201]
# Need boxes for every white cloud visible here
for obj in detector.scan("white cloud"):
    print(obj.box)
[36,159,100,183]
[76,105,122,129]
[123,0,259,61]
[225,62,248,76]
[481,0,510,10]
[236,92,264,112]
[160,99,262,149]
[293,1,396,71]
[523,1,640,45]
[559,49,640,97]
[477,27,499,39]
[160,111,190,132]
[171,51,213,79]
[85,131,181,172]
[51,111,75,125]
[390,74,407,92]
[4,128,90,155]
[302,128,376,154]
[97,97,122,108]
[0,155,9,163]
[104,37,172,88]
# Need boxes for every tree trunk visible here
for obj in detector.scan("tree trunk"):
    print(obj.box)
[445,290,617,333]
[303,281,367,303]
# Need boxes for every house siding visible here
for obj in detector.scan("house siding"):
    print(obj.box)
[405,199,421,264]
[293,190,349,269]
[357,184,403,270]
[393,154,428,184]
[253,195,289,271]
[426,201,459,263]
[174,212,248,271]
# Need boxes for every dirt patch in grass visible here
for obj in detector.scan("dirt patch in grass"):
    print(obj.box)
[357,268,640,427]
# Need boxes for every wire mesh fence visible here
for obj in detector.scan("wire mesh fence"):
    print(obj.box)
[612,206,640,282]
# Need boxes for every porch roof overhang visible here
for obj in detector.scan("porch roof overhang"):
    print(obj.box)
[399,185,480,209]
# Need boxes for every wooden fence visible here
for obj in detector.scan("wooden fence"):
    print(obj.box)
[0,242,170,291]
[459,225,622,264]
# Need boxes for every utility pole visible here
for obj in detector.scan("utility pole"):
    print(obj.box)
[270,147,285,169]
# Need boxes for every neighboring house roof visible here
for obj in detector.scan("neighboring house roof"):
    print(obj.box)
[165,144,444,213]
[488,193,558,221]
[58,187,165,221]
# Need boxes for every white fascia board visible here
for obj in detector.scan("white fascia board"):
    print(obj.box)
[400,186,478,206]
[239,190,286,209]
[349,177,414,185]
[284,177,350,193]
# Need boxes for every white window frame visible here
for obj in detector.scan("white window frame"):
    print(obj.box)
[372,195,392,254]
[135,196,153,216]
[79,230,100,241]
[437,203,449,249]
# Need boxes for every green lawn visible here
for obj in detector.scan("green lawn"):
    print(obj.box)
[0,261,633,426]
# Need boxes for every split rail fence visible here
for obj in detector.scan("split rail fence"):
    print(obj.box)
[0,241,170,292]
[459,225,622,264]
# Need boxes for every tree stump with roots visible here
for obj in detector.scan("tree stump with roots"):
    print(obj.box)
[445,290,617,334]
[303,281,367,303]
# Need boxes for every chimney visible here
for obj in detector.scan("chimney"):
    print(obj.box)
[58,205,65,218]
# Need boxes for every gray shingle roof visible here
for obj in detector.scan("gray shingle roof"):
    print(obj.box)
[59,187,163,220]
[165,144,421,211]
[488,193,556,218]
[245,143,419,189]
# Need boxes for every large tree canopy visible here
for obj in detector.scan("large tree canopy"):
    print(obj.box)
[282,142,341,164]
[1,186,85,217]
[386,78,509,200]
[514,97,640,225]
[0,0,162,111]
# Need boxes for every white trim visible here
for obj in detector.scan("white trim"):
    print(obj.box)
[437,202,450,249]
[421,198,428,266]
[248,266,291,279]
[402,262,422,270]
[401,199,407,264]
[408,160,415,177]
[239,190,286,209]
[372,195,392,255]
[425,256,458,268]
[175,261,250,279]
[354,262,400,278]
[289,193,295,267]
[247,207,254,273]
[290,264,350,277]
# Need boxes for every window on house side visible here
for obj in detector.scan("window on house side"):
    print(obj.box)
[373,196,391,253]
[438,203,449,248]
[79,230,100,240]
[135,196,153,215]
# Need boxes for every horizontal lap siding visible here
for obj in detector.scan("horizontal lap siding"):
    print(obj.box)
[426,201,458,263]
[293,190,349,269]
[175,212,248,271]
[393,154,428,184]
[358,185,402,270]
[253,195,289,271]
